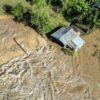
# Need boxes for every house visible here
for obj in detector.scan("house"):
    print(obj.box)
[51,27,85,51]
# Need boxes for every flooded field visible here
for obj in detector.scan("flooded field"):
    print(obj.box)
[0,16,100,100]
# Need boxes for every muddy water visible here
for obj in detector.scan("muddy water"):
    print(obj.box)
[0,17,39,65]
[0,17,100,99]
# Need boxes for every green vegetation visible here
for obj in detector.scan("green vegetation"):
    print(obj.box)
[1,0,100,35]
[2,0,67,34]
[0,0,28,15]
[10,3,26,21]
[47,0,100,31]
[63,0,100,30]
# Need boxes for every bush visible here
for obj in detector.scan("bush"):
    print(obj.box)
[11,3,26,21]
[30,11,52,34]
[63,0,100,30]
[3,0,67,34]
[23,10,32,25]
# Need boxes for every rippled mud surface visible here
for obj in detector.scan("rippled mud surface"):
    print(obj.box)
[0,43,93,100]
[0,16,100,100]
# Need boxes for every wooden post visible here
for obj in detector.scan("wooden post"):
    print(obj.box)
[13,37,28,55]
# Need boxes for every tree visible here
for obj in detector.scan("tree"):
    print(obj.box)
[63,0,100,32]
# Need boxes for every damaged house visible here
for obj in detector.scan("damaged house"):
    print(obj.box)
[51,27,85,51]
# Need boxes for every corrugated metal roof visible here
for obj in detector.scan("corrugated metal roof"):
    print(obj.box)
[72,36,85,49]
[51,27,70,39]
[59,28,78,45]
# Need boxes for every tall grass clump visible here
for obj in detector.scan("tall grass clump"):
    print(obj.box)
[31,0,53,33]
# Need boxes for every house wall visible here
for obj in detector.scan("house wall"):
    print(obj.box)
[67,41,78,50]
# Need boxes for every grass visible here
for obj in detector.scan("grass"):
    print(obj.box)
[0,0,25,15]
[0,0,68,34]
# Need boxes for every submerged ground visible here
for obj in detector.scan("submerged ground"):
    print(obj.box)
[0,16,100,100]
[0,1,100,99]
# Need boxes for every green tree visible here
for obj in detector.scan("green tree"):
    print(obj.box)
[26,0,35,5]
[63,0,100,31]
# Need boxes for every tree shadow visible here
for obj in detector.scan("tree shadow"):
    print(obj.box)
[3,4,12,14]
[47,0,63,7]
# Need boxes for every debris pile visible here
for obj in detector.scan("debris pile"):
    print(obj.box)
[0,42,92,100]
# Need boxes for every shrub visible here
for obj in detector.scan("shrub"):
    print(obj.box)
[30,11,52,34]
[3,4,12,14]
[63,0,100,30]
[11,3,26,21]
[23,10,32,25]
